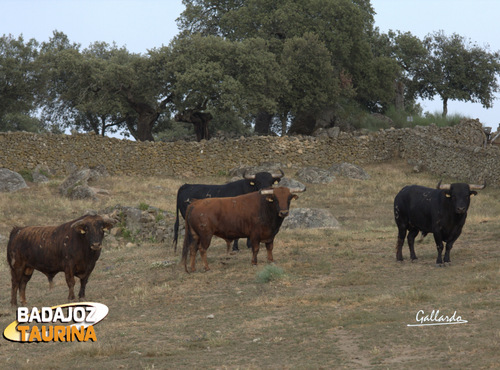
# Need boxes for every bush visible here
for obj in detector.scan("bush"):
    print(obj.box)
[256,265,287,283]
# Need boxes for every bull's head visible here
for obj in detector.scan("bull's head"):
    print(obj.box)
[260,186,305,218]
[71,215,117,250]
[437,180,485,214]
[243,170,284,188]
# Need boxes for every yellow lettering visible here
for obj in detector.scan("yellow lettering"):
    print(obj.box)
[54,326,66,342]
[84,325,97,342]
[41,326,53,341]
[18,325,30,341]
[28,326,41,342]
[72,326,86,342]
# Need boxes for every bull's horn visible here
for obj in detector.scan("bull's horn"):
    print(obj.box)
[243,170,255,180]
[469,182,486,190]
[437,180,451,190]
[260,189,274,195]
[289,187,306,193]
[101,215,118,225]
[271,169,284,179]
[71,219,85,229]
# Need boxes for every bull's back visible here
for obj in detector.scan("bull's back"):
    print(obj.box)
[395,185,438,231]
[189,193,260,238]
[178,182,247,217]
[7,225,69,272]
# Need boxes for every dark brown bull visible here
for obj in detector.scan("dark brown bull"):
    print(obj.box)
[7,214,116,306]
[181,187,303,272]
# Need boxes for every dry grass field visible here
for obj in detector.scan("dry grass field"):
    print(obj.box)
[0,160,498,369]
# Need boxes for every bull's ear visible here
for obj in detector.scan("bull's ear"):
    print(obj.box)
[266,195,274,202]
[250,181,255,186]
[291,194,299,200]
[470,191,478,197]
[273,180,279,185]
[71,220,87,234]
[442,189,452,198]
[73,224,86,234]
[102,223,113,231]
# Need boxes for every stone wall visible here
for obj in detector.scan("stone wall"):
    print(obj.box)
[1,119,499,185]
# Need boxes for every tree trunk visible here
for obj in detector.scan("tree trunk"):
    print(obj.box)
[281,115,288,136]
[442,97,448,118]
[120,85,170,142]
[395,80,405,111]
[175,110,212,141]
[254,111,273,135]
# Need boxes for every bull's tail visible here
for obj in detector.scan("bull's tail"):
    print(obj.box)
[172,204,180,253]
[181,207,194,273]
[6,226,22,268]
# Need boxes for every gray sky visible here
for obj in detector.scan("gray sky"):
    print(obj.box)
[2,0,499,129]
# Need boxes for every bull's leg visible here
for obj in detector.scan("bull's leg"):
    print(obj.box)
[395,227,407,261]
[232,239,239,252]
[250,239,260,265]
[78,276,89,300]
[10,268,23,307]
[407,228,419,261]
[65,268,76,301]
[199,236,212,271]
[433,234,445,266]
[188,237,198,273]
[19,267,34,306]
[444,242,454,264]
[265,241,274,263]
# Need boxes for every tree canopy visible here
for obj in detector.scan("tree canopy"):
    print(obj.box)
[1,1,500,140]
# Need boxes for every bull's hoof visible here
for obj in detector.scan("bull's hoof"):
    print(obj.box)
[204,267,211,272]
[411,258,418,263]
[435,263,444,267]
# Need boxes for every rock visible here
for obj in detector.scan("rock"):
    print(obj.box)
[102,204,175,244]
[0,168,28,192]
[59,169,92,196]
[296,166,335,184]
[282,208,340,230]
[69,185,97,200]
[278,177,307,192]
[59,166,109,200]
[32,164,51,183]
[329,163,370,180]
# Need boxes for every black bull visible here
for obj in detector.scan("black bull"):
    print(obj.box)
[172,171,284,252]
[394,181,485,265]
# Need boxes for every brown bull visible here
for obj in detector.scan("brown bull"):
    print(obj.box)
[7,214,116,306]
[181,186,303,272]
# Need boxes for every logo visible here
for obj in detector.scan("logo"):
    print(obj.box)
[3,302,108,342]
[407,309,468,327]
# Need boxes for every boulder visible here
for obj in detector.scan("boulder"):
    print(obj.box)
[296,166,335,184]
[59,166,109,200]
[278,177,307,192]
[69,185,97,201]
[0,168,28,192]
[282,208,340,230]
[329,162,370,180]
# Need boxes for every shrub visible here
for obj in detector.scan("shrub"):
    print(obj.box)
[256,265,287,283]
